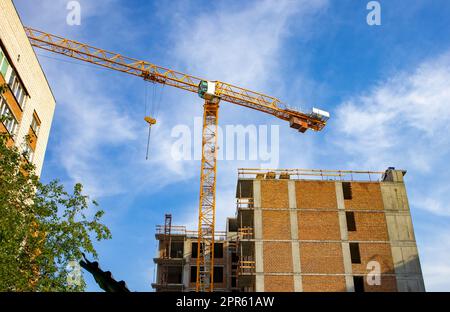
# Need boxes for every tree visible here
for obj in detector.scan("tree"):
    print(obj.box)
[0,128,112,291]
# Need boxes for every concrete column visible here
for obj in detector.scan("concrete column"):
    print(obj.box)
[336,182,354,292]
[182,239,191,289]
[253,180,264,292]
[288,180,303,292]
[381,181,425,292]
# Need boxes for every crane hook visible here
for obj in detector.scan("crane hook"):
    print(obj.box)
[144,116,157,160]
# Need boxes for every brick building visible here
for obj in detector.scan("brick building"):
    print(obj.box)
[0,0,56,175]
[152,167,425,292]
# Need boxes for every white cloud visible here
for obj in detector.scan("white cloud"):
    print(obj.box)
[170,0,328,89]
[417,223,450,291]
[333,50,450,291]
[334,52,450,171]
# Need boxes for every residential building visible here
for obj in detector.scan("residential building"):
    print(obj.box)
[0,0,56,175]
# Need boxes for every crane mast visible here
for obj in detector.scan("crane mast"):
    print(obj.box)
[23,26,329,292]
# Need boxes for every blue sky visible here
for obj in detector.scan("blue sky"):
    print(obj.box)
[13,0,450,291]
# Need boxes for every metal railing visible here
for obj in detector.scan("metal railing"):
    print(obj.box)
[155,225,227,240]
[238,258,256,275]
[238,227,254,239]
[238,168,385,182]
[236,198,254,209]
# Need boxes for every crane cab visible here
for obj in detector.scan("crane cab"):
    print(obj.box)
[198,80,219,102]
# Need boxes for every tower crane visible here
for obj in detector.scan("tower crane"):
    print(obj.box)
[23,27,330,292]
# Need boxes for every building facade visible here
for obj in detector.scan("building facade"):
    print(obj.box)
[152,168,425,292]
[151,215,236,292]
[0,0,56,175]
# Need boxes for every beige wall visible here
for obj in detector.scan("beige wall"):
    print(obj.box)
[0,0,56,175]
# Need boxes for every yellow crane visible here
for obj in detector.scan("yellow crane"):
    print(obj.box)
[24,26,330,292]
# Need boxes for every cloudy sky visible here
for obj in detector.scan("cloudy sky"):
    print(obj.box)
[12,0,450,291]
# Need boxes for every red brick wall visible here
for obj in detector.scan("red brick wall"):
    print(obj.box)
[302,276,346,292]
[264,275,294,292]
[348,212,389,241]
[298,211,341,240]
[261,180,289,208]
[351,243,395,275]
[262,210,291,240]
[345,182,383,210]
[300,242,345,274]
[296,181,337,209]
[263,242,293,273]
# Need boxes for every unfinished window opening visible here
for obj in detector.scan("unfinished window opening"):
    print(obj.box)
[170,241,184,258]
[350,243,361,264]
[213,266,223,283]
[166,266,183,284]
[228,218,238,232]
[231,253,238,263]
[190,266,197,284]
[191,242,203,258]
[231,276,237,287]
[353,276,365,292]
[214,243,223,258]
[346,211,356,231]
[236,179,253,198]
[342,182,353,200]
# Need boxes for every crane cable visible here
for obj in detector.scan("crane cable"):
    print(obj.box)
[144,81,165,160]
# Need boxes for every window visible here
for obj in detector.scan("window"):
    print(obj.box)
[0,96,18,137]
[231,276,237,288]
[349,243,361,264]
[213,267,223,283]
[23,143,34,163]
[353,276,365,292]
[0,45,28,109]
[170,242,184,258]
[190,266,197,284]
[342,182,352,200]
[31,113,41,136]
[9,73,27,109]
[346,212,356,231]
[190,266,223,283]
[191,242,198,258]
[0,47,9,77]
[214,243,223,259]
[166,266,183,284]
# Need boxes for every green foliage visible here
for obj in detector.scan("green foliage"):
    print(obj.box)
[0,131,112,291]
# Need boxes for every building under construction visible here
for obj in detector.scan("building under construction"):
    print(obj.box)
[152,167,425,292]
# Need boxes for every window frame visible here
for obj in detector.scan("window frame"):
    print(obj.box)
[0,95,19,137]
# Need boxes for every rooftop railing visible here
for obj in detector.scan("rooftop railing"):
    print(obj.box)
[238,168,385,182]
